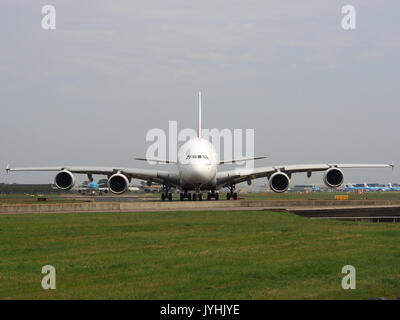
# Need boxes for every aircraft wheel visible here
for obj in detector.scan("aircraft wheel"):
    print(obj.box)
[161,194,166,201]
[180,193,184,201]
[199,193,203,201]
[227,193,231,200]
[233,192,238,200]
[215,193,219,200]
[207,192,211,200]
[193,194,197,201]
[188,193,192,201]
[168,193,172,201]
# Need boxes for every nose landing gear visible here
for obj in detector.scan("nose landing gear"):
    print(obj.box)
[192,193,203,201]
[179,191,193,201]
[192,188,203,201]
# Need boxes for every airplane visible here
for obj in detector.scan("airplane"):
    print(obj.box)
[388,183,400,191]
[5,92,395,201]
[342,183,368,192]
[76,181,109,195]
[363,183,390,192]
[342,183,388,192]
[311,185,321,192]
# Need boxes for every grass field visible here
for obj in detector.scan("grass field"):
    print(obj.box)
[0,210,399,299]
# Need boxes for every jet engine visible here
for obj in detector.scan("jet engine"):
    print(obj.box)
[108,173,130,194]
[269,172,290,193]
[54,170,75,190]
[323,168,344,188]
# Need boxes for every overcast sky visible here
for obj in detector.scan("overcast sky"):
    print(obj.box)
[0,1,399,186]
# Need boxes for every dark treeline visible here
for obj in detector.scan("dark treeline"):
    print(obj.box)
[0,183,63,194]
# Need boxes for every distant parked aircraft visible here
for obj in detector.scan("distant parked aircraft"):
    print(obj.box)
[342,183,367,192]
[363,183,390,191]
[77,181,108,195]
[343,183,391,192]
[388,183,400,191]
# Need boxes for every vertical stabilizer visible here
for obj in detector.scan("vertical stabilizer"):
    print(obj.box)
[198,91,202,138]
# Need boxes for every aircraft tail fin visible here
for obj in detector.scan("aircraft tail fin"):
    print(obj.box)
[198,91,202,138]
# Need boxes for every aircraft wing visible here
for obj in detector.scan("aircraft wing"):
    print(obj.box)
[134,157,177,164]
[218,156,267,165]
[6,166,180,186]
[216,163,394,187]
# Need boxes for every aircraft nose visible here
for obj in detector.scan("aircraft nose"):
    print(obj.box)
[187,163,214,184]
[191,163,205,178]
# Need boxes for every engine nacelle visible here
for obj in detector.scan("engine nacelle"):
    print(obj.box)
[269,172,290,193]
[323,168,344,188]
[108,173,129,194]
[54,170,75,190]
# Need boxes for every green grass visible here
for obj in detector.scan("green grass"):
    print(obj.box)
[0,210,399,299]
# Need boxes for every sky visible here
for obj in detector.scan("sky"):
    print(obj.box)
[0,1,399,186]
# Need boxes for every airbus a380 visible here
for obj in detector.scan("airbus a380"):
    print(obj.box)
[6,93,394,201]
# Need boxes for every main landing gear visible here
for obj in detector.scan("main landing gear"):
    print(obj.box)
[179,190,195,201]
[207,190,219,200]
[226,184,238,200]
[161,185,173,201]
[179,190,219,201]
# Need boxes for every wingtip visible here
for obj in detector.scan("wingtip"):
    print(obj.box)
[5,164,10,174]
[390,161,395,171]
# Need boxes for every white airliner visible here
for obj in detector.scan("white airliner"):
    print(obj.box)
[6,92,394,201]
